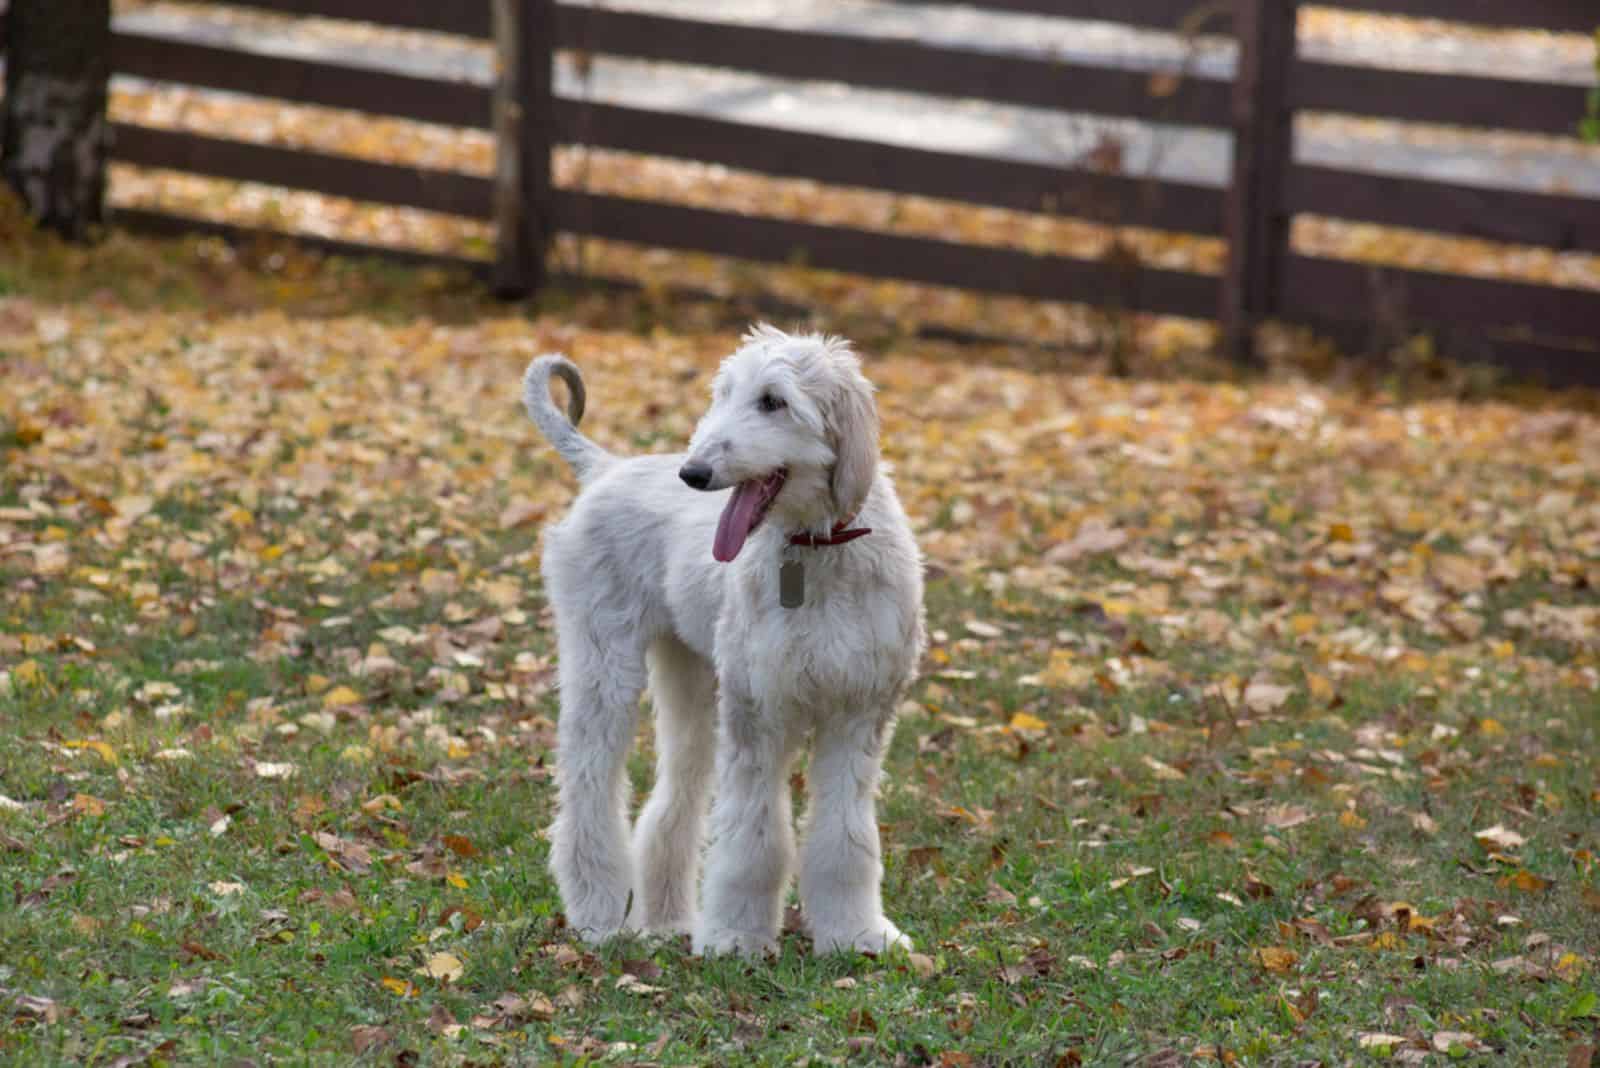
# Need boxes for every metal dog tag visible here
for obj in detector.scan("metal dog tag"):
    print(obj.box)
[779,559,805,609]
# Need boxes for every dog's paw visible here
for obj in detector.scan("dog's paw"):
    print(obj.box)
[693,926,779,959]
[563,897,639,945]
[813,918,912,956]
[641,916,696,939]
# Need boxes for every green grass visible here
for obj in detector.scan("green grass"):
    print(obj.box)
[3,545,1596,1065]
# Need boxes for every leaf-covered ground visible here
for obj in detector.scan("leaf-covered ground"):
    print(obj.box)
[1,219,1598,1066]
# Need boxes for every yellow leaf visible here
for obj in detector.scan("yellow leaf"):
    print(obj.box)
[1499,869,1552,894]
[1554,952,1586,982]
[418,951,464,983]
[1328,522,1355,542]
[71,794,106,817]
[1478,717,1505,736]
[446,872,470,890]
[64,739,117,765]
[1008,712,1048,733]
[1252,946,1298,974]
[381,977,418,998]
[1370,930,1403,950]
[322,685,361,709]
[13,660,43,686]
[1338,810,1367,829]
[1398,651,1431,674]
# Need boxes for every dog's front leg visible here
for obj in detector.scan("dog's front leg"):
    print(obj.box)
[694,694,796,958]
[800,708,910,955]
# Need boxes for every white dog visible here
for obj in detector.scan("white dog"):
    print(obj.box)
[522,325,925,957]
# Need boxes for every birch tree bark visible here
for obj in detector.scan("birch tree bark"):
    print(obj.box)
[1,0,113,241]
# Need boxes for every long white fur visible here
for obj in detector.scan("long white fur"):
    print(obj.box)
[523,325,926,957]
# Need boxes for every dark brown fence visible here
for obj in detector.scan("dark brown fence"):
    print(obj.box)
[92,0,1600,383]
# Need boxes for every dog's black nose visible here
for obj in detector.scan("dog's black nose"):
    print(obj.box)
[679,462,714,490]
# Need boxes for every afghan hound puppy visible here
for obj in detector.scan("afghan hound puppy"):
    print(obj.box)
[523,324,924,957]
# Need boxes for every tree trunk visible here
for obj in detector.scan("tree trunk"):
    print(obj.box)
[1,0,113,241]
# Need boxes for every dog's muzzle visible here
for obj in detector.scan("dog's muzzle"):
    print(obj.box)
[679,462,714,490]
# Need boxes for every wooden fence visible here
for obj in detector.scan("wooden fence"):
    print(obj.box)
[88,0,1600,382]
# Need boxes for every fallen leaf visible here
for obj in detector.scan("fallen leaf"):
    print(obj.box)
[322,685,361,708]
[1008,712,1048,733]
[1243,680,1292,714]
[1500,869,1552,893]
[380,976,418,998]
[70,794,107,817]
[1264,805,1311,830]
[442,834,479,859]
[350,1025,392,1053]
[1253,946,1298,974]
[1432,1031,1486,1054]
[418,951,464,983]
[1476,824,1526,851]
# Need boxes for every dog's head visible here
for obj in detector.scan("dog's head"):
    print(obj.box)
[680,325,879,562]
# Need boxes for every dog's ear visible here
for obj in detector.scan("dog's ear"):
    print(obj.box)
[828,362,879,521]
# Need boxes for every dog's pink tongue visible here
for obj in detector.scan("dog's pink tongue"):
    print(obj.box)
[713,481,765,563]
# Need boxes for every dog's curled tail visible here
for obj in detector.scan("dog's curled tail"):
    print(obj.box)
[523,354,611,480]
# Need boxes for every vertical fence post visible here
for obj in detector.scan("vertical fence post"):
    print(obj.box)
[1220,0,1297,363]
[492,0,553,298]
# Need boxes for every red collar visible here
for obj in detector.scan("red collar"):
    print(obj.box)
[789,522,872,548]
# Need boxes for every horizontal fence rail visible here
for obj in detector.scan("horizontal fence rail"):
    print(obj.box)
[551,8,1233,126]
[1292,60,1590,137]
[112,31,492,127]
[890,0,1233,33]
[110,124,495,218]
[553,102,1227,236]
[555,190,1220,319]
[1287,166,1600,252]
[1282,255,1600,342]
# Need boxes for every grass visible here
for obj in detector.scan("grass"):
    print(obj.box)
[4,512,1597,1065]
[2,222,1598,1065]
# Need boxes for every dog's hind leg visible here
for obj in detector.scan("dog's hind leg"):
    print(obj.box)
[631,635,717,936]
[547,614,648,943]
[800,709,910,955]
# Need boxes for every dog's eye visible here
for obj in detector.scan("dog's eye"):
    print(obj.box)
[757,392,787,413]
